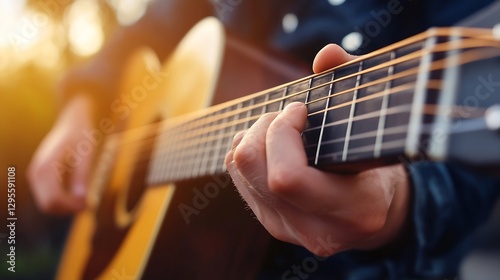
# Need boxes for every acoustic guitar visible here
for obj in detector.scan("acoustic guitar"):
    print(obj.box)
[56,17,500,279]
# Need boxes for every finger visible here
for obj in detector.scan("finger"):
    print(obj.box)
[266,102,347,212]
[38,172,88,215]
[28,128,85,214]
[231,130,246,150]
[28,161,86,214]
[312,44,357,73]
[232,113,278,192]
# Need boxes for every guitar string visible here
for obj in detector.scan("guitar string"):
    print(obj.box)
[151,102,487,170]
[89,28,498,194]
[308,118,492,162]
[160,37,499,132]
[92,34,498,173]
[132,82,418,156]
[144,115,491,183]
[112,45,500,157]
[107,37,500,146]
[105,46,499,176]
[146,28,496,132]
[134,37,499,139]
[92,114,482,188]
[127,102,488,170]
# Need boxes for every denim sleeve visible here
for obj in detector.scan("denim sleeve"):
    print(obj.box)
[402,162,500,278]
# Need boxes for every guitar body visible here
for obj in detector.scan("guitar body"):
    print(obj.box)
[57,18,309,279]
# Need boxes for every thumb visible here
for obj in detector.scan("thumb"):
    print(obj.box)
[312,44,357,73]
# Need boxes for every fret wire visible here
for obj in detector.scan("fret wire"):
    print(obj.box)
[183,121,200,179]
[313,73,335,165]
[160,129,171,181]
[166,80,419,156]
[221,103,242,172]
[174,124,190,180]
[158,86,411,176]
[405,31,437,157]
[244,99,255,130]
[222,115,488,172]
[133,98,481,169]
[158,43,488,147]
[428,28,462,160]
[313,139,406,162]
[306,104,412,147]
[200,113,219,176]
[149,102,413,175]
[279,86,287,111]
[153,112,488,183]
[192,117,209,177]
[182,120,200,179]
[163,37,497,132]
[118,37,497,151]
[148,37,490,145]
[186,119,200,178]
[164,128,179,181]
[310,124,408,149]
[342,61,364,161]
[374,50,396,158]
[174,124,188,179]
[177,29,492,129]
[151,81,419,161]
[209,108,228,174]
[142,104,486,180]
[142,42,500,183]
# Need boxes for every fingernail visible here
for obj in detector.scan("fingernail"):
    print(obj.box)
[284,102,304,111]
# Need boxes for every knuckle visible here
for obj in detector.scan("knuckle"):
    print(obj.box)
[268,168,298,195]
[351,212,386,238]
[233,141,258,169]
[260,112,278,122]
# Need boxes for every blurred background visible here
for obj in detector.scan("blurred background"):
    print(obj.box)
[0,0,152,278]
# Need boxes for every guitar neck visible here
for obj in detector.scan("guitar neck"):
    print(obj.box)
[147,27,500,185]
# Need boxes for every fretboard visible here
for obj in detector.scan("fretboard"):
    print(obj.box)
[147,27,498,185]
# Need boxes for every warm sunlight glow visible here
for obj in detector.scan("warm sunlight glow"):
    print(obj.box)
[107,0,152,26]
[0,0,27,48]
[66,0,104,57]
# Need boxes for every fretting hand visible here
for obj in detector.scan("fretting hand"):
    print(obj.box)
[225,44,410,256]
